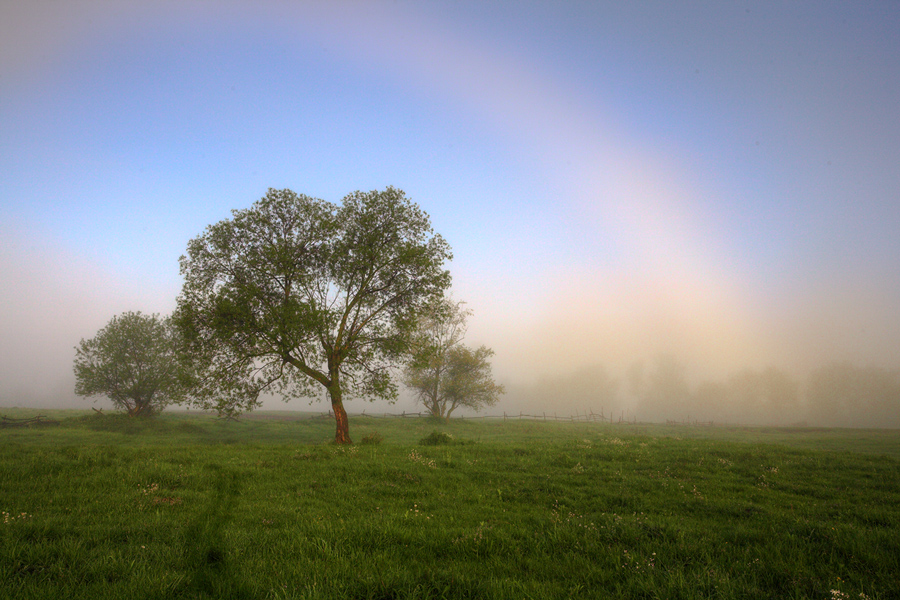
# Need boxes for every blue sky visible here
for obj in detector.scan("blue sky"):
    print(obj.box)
[2,1,899,410]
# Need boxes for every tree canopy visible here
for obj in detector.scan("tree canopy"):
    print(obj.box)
[403,297,503,421]
[73,312,190,416]
[807,362,900,428]
[175,187,452,442]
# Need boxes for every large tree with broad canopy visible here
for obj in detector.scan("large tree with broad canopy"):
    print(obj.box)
[174,187,452,442]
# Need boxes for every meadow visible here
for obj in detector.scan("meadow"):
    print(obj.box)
[1,408,898,599]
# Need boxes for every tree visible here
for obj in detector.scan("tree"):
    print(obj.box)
[518,364,619,417]
[638,354,692,422]
[73,312,190,416]
[806,362,900,428]
[403,297,503,421]
[726,366,799,424]
[442,345,504,419]
[175,187,451,442]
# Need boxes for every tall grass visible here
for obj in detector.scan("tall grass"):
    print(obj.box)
[1,410,898,599]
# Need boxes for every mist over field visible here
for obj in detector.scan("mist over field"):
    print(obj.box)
[2,229,899,427]
[4,222,898,429]
[2,2,899,428]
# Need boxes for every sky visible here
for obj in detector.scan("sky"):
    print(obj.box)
[2,1,899,415]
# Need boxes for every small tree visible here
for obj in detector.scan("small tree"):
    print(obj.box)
[403,297,503,420]
[442,345,504,419]
[175,187,451,442]
[73,312,190,416]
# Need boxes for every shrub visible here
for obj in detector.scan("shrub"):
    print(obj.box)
[419,430,454,446]
[360,432,383,445]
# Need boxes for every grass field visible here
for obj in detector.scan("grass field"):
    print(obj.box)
[1,409,898,599]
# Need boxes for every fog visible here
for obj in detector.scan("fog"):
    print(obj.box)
[3,222,899,428]
[2,2,899,428]
[0,226,177,412]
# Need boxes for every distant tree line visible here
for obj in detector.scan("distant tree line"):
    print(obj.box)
[509,354,900,429]
[630,354,900,428]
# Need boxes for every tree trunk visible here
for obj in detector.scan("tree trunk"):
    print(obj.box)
[445,399,460,423]
[333,401,351,444]
[329,386,352,444]
[129,401,149,417]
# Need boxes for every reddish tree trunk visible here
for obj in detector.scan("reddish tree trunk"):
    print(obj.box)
[333,401,351,444]
[327,363,352,444]
[330,387,352,444]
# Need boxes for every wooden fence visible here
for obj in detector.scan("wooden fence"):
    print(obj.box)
[347,409,640,424]
[0,415,59,428]
[666,419,715,426]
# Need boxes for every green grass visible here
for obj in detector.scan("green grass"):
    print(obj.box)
[1,410,898,599]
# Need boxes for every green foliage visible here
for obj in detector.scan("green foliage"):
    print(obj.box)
[444,345,504,410]
[404,296,503,420]
[419,429,455,445]
[2,413,899,599]
[175,187,452,441]
[73,311,191,417]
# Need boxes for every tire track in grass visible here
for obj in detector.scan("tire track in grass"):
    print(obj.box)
[180,463,251,598]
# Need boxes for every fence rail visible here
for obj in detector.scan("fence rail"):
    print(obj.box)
[0,415,59,428]
[666,419,715,426]
[345,409,640,424]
